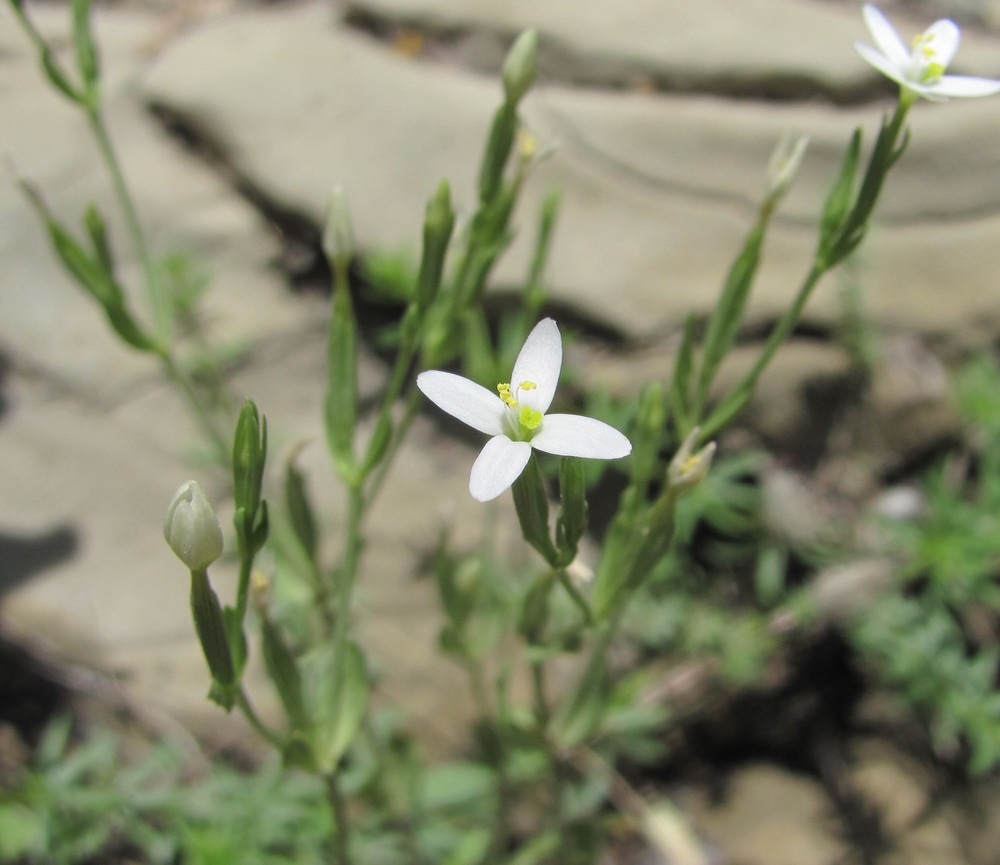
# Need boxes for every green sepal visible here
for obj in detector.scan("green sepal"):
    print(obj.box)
[416,180,455,312]
[190,568,236,709]
[555,457,587,564]
[284,457,317,562]
[260,613,308,731]
[324,282,359,482]
[223,605,247,677]
[511,455,558,566]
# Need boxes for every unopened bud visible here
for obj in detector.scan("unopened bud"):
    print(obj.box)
[502,29,538,104]
[322,186,354,272]
[667,427,716,493]
[764,132,809,206]
[164,480,223,571]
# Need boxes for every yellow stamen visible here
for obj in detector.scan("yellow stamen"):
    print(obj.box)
[497,382,517,407]
[518,381,537,391]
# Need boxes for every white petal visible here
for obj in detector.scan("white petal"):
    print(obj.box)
[862,5,909,68]
[923,19,960,69]
[469,436,532,501]
[855,42,908,86]
[509,318,561,414]
[932,74,1000,98]
[417,371,505,435]
[531,414,632,460]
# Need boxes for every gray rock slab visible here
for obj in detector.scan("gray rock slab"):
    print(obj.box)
[345,0,1000,97]
[141,0,1000,341]
[1,3,299,402]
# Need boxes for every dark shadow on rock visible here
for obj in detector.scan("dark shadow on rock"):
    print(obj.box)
[0,632,72,743]
[0,525,79,595]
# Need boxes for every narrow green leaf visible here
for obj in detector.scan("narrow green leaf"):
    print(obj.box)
[284,457,317,561]
[818,127,861,260]
[71,0,99,92]
[696,220,765,403]
[260,614,308,730]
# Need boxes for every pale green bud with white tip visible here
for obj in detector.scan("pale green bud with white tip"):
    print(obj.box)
[322,185,354,276]
[164,480,224,571]
[667,427,717,494]
[502,28,538,105]
[764,132,809,209]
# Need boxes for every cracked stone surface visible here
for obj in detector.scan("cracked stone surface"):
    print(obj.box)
[3,0,1000,758]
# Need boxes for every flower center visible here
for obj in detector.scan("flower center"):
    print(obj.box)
[912,30,946,82]
[497,380,542,439]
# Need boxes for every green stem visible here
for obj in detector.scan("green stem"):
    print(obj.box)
[700,261,825,441]
[160,352,231,465]
[556,568,595,628]
[325,772,353,865]
[86,107,171,341]
[236,687,282,749]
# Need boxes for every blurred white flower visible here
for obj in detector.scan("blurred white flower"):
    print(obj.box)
[855,4,1000,101]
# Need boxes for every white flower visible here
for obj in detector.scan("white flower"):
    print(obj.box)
[417,318,632,502]
[855,4,1000,101]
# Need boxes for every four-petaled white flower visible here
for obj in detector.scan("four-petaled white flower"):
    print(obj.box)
[855,4,1000,101]
[417,318,632,502]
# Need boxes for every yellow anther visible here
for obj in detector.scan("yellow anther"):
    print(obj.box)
[497,382,518,407]
[518,381,537,391]
[519,406,543,430]
[518,129,538,162]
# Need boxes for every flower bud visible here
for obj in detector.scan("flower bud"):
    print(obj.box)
[502,29,538,105]
[667,427,717,493]
[164,480,223,571]
[764,132,809,207]
[322,185,354,273]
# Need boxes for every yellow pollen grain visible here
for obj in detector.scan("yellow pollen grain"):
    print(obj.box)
[498,382,517,407]
[680,454,701,475]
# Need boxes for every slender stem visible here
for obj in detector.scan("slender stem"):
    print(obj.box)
[159,352,231,465]
[236,687,282,749]
[555,569,595,628]
[325,772,353,865]
[700,261,825,441]
[363,386,421,507]
[86,108,171,340]
[531,657,550,729]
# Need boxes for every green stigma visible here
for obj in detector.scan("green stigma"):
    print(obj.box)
[921,61,945,82]
[519,406,543,431]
